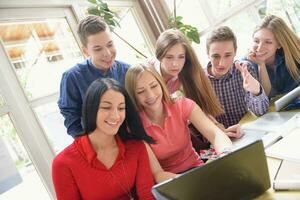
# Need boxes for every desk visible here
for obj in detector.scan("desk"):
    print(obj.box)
[239,106,300,200]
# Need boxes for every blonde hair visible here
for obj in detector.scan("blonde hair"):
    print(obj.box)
[125,63,172,111]
[155,29,224,117]
[254,15,300,81]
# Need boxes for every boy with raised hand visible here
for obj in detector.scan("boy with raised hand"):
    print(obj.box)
[205,26,269,128]
[58,16,129,138]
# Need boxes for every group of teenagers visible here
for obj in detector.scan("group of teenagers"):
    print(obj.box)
[52,14,300,200]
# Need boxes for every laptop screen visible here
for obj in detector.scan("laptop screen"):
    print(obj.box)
[152,140,270,200]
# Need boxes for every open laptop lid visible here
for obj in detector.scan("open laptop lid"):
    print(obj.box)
[152,140,270,200]
[275,85,300,111]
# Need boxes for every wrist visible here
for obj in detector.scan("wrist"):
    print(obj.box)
[251,82,262,96]
[219,147,232,156]
[254,85,262,96]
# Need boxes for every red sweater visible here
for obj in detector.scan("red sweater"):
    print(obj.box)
[52,135,155,200]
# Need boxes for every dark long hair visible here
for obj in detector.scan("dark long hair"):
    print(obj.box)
[82,78,155,143]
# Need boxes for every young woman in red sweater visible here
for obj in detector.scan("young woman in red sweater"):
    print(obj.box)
[52,78,157,200]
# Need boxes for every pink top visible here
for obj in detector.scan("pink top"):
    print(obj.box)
[139,97,204,173]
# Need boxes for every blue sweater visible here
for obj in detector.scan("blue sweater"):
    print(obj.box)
[58,59,129,137]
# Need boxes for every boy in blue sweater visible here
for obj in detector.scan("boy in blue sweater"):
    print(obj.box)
[58,16,129,137]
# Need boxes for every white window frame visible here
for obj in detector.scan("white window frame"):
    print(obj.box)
[0,4,84,199]
[198,0,265,35]
[77,0,157,53]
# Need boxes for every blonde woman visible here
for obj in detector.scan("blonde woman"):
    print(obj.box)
[247,15,300,97]
[125,64,232,173]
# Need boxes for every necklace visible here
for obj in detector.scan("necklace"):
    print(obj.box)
[109,161,134,200]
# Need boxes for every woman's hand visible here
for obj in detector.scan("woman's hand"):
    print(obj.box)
[224,124,243,139]
[247,48,266,65]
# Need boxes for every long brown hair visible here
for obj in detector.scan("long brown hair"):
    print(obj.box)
[254,15,300,81]
[155,29,224,117]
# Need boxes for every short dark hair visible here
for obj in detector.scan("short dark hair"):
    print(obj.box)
[82,78,155,143]
[206,26,237,53]
[77,15,108,47]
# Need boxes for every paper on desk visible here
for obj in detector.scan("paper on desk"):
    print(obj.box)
[273,160,300,190]
[241,112,297,132]
[266,129,300,162]
[232,130,283,150]
[234,112,300,150]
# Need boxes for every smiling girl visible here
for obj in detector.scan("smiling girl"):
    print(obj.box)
[247,15,300,97]
[125,64,232,173]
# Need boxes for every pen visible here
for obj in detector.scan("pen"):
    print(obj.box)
[265,136,283,149]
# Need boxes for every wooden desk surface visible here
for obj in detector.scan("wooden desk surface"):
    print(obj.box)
[239,106,300,200]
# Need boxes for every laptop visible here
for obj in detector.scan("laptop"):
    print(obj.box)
[152,140,270,200]
[275,85,300,111]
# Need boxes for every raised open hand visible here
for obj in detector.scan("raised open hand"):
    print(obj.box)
[235,61,261,95]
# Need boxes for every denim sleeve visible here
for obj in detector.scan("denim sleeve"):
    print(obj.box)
[58,72,84,137]
[245,64,269,116]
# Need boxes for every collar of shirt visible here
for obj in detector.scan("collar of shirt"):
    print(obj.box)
[275,49,285,68]
[139,101,172,128]
[205,61,234,81]
[75,134,125,169]
[87,58,114,77]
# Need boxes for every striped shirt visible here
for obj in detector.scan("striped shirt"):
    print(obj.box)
[206,61,269,128]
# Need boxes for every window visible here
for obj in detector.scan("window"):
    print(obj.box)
[164,0,210,32]
[255,0,300,34]
[34,102,72,153]
[0,7,85,198]
[113,8,153,62]
[0,94,5,108]
[0,19,83,100]
[0,114,50,200]
[207,0,247,18]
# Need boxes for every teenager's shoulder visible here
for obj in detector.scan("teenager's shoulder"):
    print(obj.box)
[63,59,90,77]
[53,143,78,166]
